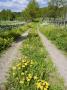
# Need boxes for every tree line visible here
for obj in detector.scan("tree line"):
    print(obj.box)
[0,0,67,21]
[0,9,23,21]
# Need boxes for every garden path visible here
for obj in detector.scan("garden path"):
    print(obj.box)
[0,31,28,86]
[38,30,67,86]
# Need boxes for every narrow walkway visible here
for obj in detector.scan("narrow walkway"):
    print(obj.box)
[38,30,67,86]
[0,31,28,85]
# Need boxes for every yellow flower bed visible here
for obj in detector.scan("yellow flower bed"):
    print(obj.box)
[11,56,49,90]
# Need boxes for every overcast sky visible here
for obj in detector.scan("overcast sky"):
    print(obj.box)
[0,0,48,12]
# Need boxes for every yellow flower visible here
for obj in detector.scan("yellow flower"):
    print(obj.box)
[22,65,25,68]
[22,60,25,63]
[12,66,16,70]
[40,85,43,90]
[26,74,32,82]
[36,81,44,90]
[25,63,27,66]
[42,81,49,88]
[36,80,49,90]
[22,60,26,63]
[44,88,47,90]
[36,82,41,89]
[26,77,30,82]
[34,76,38,80]
[27,61,30,63]
[45,82,49,88]
[16,63,21,67]
[28,74,32,79]
[41,80,44,83]
[18,67,21,70]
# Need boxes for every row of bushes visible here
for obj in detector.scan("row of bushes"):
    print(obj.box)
[40,24,67,54]
[6,23,65,90]
[0,24,29,53]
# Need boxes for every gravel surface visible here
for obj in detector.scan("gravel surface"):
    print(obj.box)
[38,30,67,86]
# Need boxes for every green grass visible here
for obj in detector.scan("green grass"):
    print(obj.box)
[6,22,65,90]
[0,24,29,54]
[40,24,67,54]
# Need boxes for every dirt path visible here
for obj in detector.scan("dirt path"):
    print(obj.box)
[38,30,67,86]
[0,31,28,86]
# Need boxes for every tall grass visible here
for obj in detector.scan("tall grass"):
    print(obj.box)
[40,24,67,54]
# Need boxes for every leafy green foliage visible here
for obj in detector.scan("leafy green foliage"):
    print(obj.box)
[0,24,28,53]
[22,0,40,21]
[0,9,23,21]
[0,37,13,52]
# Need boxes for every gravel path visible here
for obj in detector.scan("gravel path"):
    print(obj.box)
[38,30,67,86]
[0,31,28,86]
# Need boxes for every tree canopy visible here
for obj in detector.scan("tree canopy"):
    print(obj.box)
[22,0,40,21]
[0,0,67,21]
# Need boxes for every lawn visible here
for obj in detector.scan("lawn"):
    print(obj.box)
[6,22,65,90]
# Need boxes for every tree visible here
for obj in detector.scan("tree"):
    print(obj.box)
[22,0,40,21]
[0,9,16,21]
[47,0,67,19]
[0,9,22,21]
